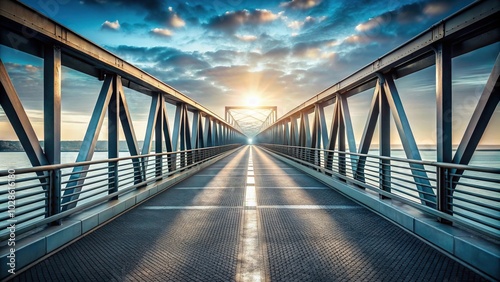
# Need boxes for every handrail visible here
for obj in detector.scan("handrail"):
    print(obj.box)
[0,144,243,241]
[259,144,500,239]
[0,145,236,176]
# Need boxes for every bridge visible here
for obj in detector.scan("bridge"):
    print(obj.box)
[0,0,499,281]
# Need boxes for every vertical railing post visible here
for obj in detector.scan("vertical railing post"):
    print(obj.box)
[48,169,61,225]
[109,160,118,199]
[379,157,391,198]
[437,165,452,224]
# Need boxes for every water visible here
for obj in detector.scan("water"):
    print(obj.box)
[1,150,498,171]
[0,152,130,171]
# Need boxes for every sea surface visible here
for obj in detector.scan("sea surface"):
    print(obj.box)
[0,150,498,171]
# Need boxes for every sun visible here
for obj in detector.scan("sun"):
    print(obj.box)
[245,95,261,107]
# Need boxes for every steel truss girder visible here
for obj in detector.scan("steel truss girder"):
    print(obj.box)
[225,106,277,137]
[451,52,500,187]
[62,75,114,210]
[382,75,436,207]
[339,95,357,173]
[0,0,243,135]
[254,1,499,211]
[0,59,48,168]
[117,81,142,184]
[62,75,176,209]
[257,0,499,131]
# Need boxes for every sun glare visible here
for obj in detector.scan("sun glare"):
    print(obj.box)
[245,95,261,107]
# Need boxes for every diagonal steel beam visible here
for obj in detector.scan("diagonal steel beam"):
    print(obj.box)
[117,81,142,184]
[204,116,212,147]
[0,59,48,168]
[339,95,357,173]
[452,52,500,187]
[61,75,113,210]
[355,84,380,181]
[383,75,436,207]
[161,105,173,152]
[142,93,161,155]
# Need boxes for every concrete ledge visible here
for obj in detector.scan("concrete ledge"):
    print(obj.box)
[260,147,500,281]
[0,147,243,280]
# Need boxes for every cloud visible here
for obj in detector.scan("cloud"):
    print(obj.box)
[176,3,214,25]
[236,34,258,42]
[423,0,456,16]
[84,0,186,28]
[264,47,290,60]
[105,45,211,80]
[290,39,337,59]
[101,20,120,31]
[150,28,173,38]
[280,0,322,9]
[205,9,280,34]
[287,16,325,31]
[156,54,211,72]
[205,50,242,65]
[352,0,468,43]
[155,7,185,28]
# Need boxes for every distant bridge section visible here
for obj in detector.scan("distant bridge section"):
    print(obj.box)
[225,106,277,138]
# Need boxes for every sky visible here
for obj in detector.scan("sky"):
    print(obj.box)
[0,0,498,146]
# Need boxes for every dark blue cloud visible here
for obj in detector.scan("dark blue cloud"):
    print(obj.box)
[204,9,280,34]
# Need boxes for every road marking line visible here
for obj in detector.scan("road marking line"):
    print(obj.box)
[257,187,329,189]
[258,205,362,209]
[175,187,245,189]
[142,206,241,210]
[238,147,261,282]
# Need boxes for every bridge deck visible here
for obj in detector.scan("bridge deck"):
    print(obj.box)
[12,146,484,281]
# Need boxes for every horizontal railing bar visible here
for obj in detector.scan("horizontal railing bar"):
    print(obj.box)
[451,197,500,213]
[61,171,113,185]
[450,173,500,183]
[452,210,500,230]
[0,145,238,176]
[61,176,114,191]
[61,166,113,178]
[0,190,46,203]
[61,188,115,207]
[451,181,500,192]
[0,182,48,195]
[0,204,46,222]
[263,144,500,174]
[61,182,115,199]
[259,145,499,238]
[452,189,499,202]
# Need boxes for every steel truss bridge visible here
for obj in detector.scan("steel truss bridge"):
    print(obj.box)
[225,106,278,138]
[0,0,499,281]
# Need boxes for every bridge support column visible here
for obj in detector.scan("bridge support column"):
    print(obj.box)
[44,45,62,223]
[108,75,119,199]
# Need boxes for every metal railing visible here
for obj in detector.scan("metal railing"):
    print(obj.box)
[260,144,500,239]
[0,145,241,241]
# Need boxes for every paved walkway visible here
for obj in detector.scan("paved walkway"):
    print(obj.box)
[11,146,485,281]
